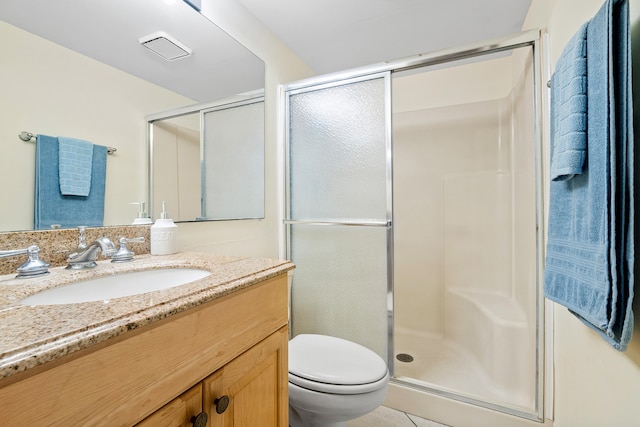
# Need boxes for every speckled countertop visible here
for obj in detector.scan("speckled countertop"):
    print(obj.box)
[0,252,294,380]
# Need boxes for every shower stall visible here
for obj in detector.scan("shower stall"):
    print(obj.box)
[284,30,545,425]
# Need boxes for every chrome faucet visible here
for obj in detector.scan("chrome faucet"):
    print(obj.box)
[66,237,117,269]
[0,245,50,278]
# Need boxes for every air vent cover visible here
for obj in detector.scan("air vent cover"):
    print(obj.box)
[139,31,191,61]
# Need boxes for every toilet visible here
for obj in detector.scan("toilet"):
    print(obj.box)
[288,334,390,427]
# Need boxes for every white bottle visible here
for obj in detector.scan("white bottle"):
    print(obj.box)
[150,201,178,255]
[131,201,153,225]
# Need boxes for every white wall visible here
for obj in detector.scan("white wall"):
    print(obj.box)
[392,57,514,337]
[524,0,640,425]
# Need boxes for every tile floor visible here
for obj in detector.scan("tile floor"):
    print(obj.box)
[347,405,449,427]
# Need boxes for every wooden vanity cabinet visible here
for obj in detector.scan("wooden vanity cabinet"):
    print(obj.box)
[137,328,288,427]
[136,384,204,427]
[204,328,288,426]
[0,274,289,426]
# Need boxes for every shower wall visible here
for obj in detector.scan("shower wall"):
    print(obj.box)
[393,55,515,337]
[392,50,537,411]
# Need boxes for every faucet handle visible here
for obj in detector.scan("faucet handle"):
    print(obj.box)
[76,226,88,249]
[0,245,50,278]
[111,237,145,263]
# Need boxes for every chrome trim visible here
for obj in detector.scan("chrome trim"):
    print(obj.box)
[147,120,154,222]
[147,93,265,220]
[284,73,394,367]
[391,377,543,423]
[383,71,395,375]
[283,30,540,93]
[283,220,391,227]
[21,131,117,154]
[145,90,264,122]
[532,31,547,423]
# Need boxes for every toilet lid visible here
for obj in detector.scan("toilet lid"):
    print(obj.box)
[289,334,388,387]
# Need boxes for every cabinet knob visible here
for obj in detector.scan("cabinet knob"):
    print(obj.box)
[214,395,230,414]
[190,412,208,427]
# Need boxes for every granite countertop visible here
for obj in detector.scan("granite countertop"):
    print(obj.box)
[0,252,294,380]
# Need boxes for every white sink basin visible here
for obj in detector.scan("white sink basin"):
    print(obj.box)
[20,268,211,306]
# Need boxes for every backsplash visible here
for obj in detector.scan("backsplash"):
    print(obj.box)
[0,225,151,276]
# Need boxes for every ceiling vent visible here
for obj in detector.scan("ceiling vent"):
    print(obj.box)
[139,31,192,61]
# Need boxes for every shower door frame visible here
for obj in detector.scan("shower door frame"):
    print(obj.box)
[282,29,547,422]
[283,71,395,369]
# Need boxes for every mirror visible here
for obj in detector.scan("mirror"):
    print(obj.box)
[0,0,265,232]
[149,95,265,222]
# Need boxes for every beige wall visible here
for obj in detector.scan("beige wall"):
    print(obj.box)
[525,0,640,425]
[0,21,194,231]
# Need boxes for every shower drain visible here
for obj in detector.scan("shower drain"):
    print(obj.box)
[396,353,414,363]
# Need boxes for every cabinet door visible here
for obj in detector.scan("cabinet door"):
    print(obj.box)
[137,384,205,427]
[204,327,288,427]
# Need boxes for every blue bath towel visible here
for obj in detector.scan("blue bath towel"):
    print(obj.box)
[544,0,634,351]
[34,135,107,230]
[549,23,588,181]
[58,136,94,197]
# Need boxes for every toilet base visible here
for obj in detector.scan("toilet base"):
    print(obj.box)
[289,406,347,427]
[288,377,388,427]
[289,406,351,427]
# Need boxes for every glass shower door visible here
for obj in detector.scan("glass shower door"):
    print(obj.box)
[285,74,393,364]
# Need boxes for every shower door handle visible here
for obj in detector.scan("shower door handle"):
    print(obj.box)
[283,220,391,227]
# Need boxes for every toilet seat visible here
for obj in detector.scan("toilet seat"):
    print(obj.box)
[289,334,389,395]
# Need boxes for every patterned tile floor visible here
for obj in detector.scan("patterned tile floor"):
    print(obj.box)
[347,405,450,427]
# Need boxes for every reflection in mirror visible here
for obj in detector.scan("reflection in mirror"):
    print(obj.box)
[201,99,265,220]
[149,95,265,222]
[0,0,265,232]
[151,113,201,222]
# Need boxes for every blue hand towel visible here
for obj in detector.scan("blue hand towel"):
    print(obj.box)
[544,0,634,351]
[34,135,107,230]
[549,23,588,181]
[58,137,94,197]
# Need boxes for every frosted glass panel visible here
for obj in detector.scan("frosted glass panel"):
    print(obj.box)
[290,224,389,362]
[289,78,387,220]
[202,101,264,220]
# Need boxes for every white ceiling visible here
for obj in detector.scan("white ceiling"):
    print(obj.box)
[237,0,533,74]
[1,0,532,102]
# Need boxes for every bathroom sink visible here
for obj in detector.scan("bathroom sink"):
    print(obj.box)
[20,268,211,306]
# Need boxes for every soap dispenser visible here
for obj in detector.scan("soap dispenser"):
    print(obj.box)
[131,202,152,225]
[150,201,178,255]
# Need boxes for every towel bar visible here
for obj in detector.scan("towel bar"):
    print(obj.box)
[19,131,117,155]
